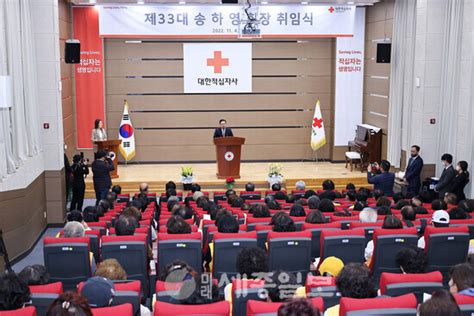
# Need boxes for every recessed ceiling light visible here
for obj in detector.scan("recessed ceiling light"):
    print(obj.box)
[137,0,145,3]
[89,0,96,4]
[179,1,186,4]
[261,1,268,4]
[301,1,308,4]
[347,1,355,4]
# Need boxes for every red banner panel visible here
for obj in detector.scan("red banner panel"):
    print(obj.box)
[73,7,105,149]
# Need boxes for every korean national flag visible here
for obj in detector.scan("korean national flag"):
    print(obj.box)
[183,43,252,93]
[119,100,136,161]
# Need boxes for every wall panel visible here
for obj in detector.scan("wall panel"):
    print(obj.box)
[104,39,335,162]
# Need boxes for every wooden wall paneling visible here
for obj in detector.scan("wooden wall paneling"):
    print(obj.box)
[104,39,334,162]
[105,93,332,112]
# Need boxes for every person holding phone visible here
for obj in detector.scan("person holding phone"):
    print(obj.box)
[70,153,90,211]
[92,150,115,205]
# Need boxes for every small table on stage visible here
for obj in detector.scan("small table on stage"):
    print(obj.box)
[94,140,122,178]
[214,137,245,179]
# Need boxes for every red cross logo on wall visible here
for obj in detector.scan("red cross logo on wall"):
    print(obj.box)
[313,117,323,129]
[328,6,335,13]
[207,51,229,74]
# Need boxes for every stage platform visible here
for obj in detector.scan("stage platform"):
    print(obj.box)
[85,162,369,198]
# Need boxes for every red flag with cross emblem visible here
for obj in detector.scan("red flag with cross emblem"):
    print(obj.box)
[311,100,326,151]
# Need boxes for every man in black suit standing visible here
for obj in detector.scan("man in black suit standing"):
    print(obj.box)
[213,119,233,138]
[92,150,115,205]
[403,145,424,196]
[435,153,456,198]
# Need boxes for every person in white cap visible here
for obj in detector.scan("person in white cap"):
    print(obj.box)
[417,210,450,249]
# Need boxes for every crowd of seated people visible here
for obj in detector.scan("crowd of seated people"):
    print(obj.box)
[1,178,474,316]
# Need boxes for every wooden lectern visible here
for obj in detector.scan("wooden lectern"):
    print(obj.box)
[94,140,122,178]
[214,137,245,179]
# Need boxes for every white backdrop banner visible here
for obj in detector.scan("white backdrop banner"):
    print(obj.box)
[183,43,252,93]
[334,7,366,146]
[98,5,355,38]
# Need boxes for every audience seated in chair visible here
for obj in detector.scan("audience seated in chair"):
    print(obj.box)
[324,263,376,316]
[0,273,31,311]
[418,210,450,249]
[418,289,462,316]
[18,265,50,286]
[448,263,474,297]
[46,291,92,316]
[364,215,403,263]
[278,298,320,316]
[395,246,428,274]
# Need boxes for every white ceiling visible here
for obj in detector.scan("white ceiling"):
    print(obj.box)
[71,0,380,5]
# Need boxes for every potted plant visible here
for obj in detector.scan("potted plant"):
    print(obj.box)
[225,177,236,190]
[181,166,194,190]
[268,163,283,187]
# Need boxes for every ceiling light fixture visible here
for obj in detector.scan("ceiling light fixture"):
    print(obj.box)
[179,1,186,4]
[261,1,268,4]
[137,0,145,4]
[301,1,308,4]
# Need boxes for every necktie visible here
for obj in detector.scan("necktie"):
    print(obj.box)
[222,128,225,137]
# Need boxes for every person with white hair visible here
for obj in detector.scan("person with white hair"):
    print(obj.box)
[359,208,378,223]
[295,180,306,191]
[63,221,96,271]
[64,221,85,238]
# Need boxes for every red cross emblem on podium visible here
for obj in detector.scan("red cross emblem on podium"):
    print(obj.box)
[224,151,234,161]
[328,6,335,13]
[313,117,323,129]
[207,51,229,74]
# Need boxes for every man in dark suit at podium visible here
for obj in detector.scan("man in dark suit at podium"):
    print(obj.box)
[213,119,233,138]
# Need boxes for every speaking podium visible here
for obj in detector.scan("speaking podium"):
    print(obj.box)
[94,140,122,178]
[214,137,245,179]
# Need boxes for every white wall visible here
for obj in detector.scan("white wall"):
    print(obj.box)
[0,0,64,192]
[397,0,474,198]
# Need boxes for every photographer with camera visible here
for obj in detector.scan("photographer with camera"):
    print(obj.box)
[70,154,90,211]
[367,160,395,197]
[92,150,115,205]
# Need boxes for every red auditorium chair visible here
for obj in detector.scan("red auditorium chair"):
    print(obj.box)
[267,231,312,278]
[306,275,339,308]
[213,231,258,279]
[28,282,63,315]
[240,191,262,200]
[101,235,148,294]
[339,293,417,316]
[350,222,383,245]
[88,221,108,236]
[213,191,227,202]
[232,279,266,316]
[91,303,133,316]
[43,237,91,290]
[0,306,37,316]
[206,224,247,244]
[423,226,470,282]
[302,222,341,259]
[157,232,202,273]
[153,300,230,316]
[255,224,273,249]
[117,193,130,203]
[58,229,101,263]
[155,280,183,303]
[450,218,474,239]
[330,215,360,230]
[246,298,324,316]
[379,271,444,303]
[158,225,198,233]
[369,227,419,285]
[78,280,141,315]
[290,189,306,198]
[454,294,474,316]
[319,229,366,268]
[246,217,271,231]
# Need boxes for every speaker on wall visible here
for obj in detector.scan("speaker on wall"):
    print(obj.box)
[65,39,80,64]
[376,43,391,63]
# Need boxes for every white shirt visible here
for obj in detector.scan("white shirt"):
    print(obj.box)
[365,240,374,260]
